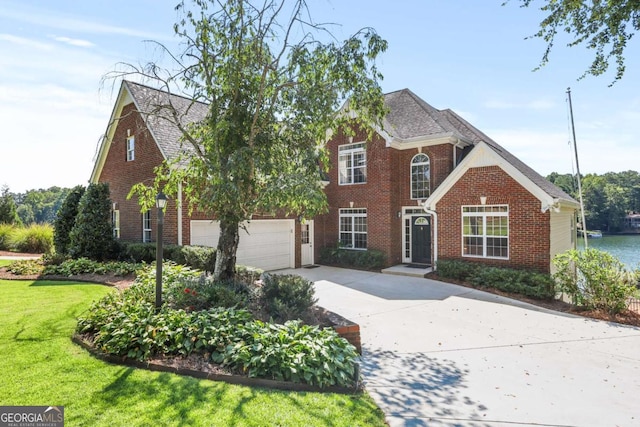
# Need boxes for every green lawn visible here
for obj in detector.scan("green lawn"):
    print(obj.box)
[0,259,12,267]
[0,279,386,426]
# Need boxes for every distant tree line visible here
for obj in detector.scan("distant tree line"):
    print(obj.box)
[0,185,71,225]
[547,170,640,233]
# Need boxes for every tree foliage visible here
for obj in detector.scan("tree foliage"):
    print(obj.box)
[54,185,86,255]
[0,185,21,225]
[511,0,640,83]
[547,170,640,232]
[125,0,388,280]
[69,183,115,261]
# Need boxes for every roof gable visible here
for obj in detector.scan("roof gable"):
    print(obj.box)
[90,80,208,183]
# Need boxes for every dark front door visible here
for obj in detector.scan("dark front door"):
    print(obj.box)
[411,216,431,265]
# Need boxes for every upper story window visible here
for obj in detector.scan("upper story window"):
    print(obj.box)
[126,136,135,161]
[339,208,367,250]
[411,153,430,199]
[338,142,366,185]
[462,205,509,259]
[142,210,152,243]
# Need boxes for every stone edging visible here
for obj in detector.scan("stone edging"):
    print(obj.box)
[72,334,361,395]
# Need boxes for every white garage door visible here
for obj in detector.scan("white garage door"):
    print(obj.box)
[190,219,295,271]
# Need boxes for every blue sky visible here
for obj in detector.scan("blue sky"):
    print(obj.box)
[1,0,638,193]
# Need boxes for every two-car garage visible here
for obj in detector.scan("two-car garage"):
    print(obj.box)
[190,219,296,271]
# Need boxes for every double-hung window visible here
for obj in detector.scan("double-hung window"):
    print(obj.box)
[142,210,152,243]
[126,136,135,161]
[462,205,508,259]
[338,142,366,185]
[339,208,367,249]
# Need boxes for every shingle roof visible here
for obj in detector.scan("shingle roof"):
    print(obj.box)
[122,82,574,204]
[124,80,208,162]
[382,89,576,203]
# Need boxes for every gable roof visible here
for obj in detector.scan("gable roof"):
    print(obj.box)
[380,89,576,206]
[90,80,208,182]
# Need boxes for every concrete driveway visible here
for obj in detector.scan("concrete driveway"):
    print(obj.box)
[281,266,640,427]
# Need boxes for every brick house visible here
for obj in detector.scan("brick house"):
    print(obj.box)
[91,80,308,271]
[91,81,578,274]
[315,89,579,274]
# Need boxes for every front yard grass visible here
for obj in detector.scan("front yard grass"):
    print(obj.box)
[0,259,12,268]
[0,279,386,426]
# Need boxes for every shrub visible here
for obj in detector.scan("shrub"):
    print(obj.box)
[0,223,14,250]
[319,246,386,270]
[118,242,156,263]
[436,259,555,300]
[69,183,116,261]
[164,273,250,312]
[235,265,264,286]
[553,248,638,314]
[180,245,216,272]
[53,185,85,255]
[7,224,53,254]
[261,274,317,322]
[436,259,479,281]
[469,266,555,300]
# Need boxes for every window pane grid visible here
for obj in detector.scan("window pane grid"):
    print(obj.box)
[338,143,366,185]
[339,208,367,250]
[462,205,508,259]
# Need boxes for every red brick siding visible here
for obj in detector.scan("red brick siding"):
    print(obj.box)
[97,103,178,245]
[437,166,551,273]
[316,127,456,267]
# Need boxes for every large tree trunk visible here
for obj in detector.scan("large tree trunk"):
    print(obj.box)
[214,217,240,281]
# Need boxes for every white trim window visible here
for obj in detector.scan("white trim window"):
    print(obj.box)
[126,136,135,161]
[411,153,430,199]
[338,142,366,185]
[142,210,152,243]
[339,208,367,249]
[112,209,120,239]
[462,205,508,259]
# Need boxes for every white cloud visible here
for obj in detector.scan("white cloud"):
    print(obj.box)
[0,33,52,50]
[0,7,172,41]
[51,36,95,48]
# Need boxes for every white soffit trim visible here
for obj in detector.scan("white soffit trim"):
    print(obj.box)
[423,141,555,211]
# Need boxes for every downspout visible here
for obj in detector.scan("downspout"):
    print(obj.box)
[422,205,438,271]
[177,182,183,246]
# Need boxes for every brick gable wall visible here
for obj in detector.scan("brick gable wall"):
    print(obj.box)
[436,166,551,273]
[97,103,178,244]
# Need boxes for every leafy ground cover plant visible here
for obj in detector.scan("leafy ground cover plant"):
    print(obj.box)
[553,248,639,314]
[77,265,360,388]
[2,278,386,426]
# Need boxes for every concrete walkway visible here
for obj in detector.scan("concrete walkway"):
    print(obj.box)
[281,266,640,427]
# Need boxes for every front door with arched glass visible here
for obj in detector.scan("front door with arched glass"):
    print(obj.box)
[411,216,431,265]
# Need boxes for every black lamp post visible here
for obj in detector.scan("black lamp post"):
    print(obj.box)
[155,192,168,311]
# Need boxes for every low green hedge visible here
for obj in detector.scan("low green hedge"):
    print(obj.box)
[436,259,556,300]
[319,246,387,270]
[116,242,216,272]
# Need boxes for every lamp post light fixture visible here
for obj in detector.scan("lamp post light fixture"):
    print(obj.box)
[155,192,168,311]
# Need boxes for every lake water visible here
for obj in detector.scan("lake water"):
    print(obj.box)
[577,234,640,269]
